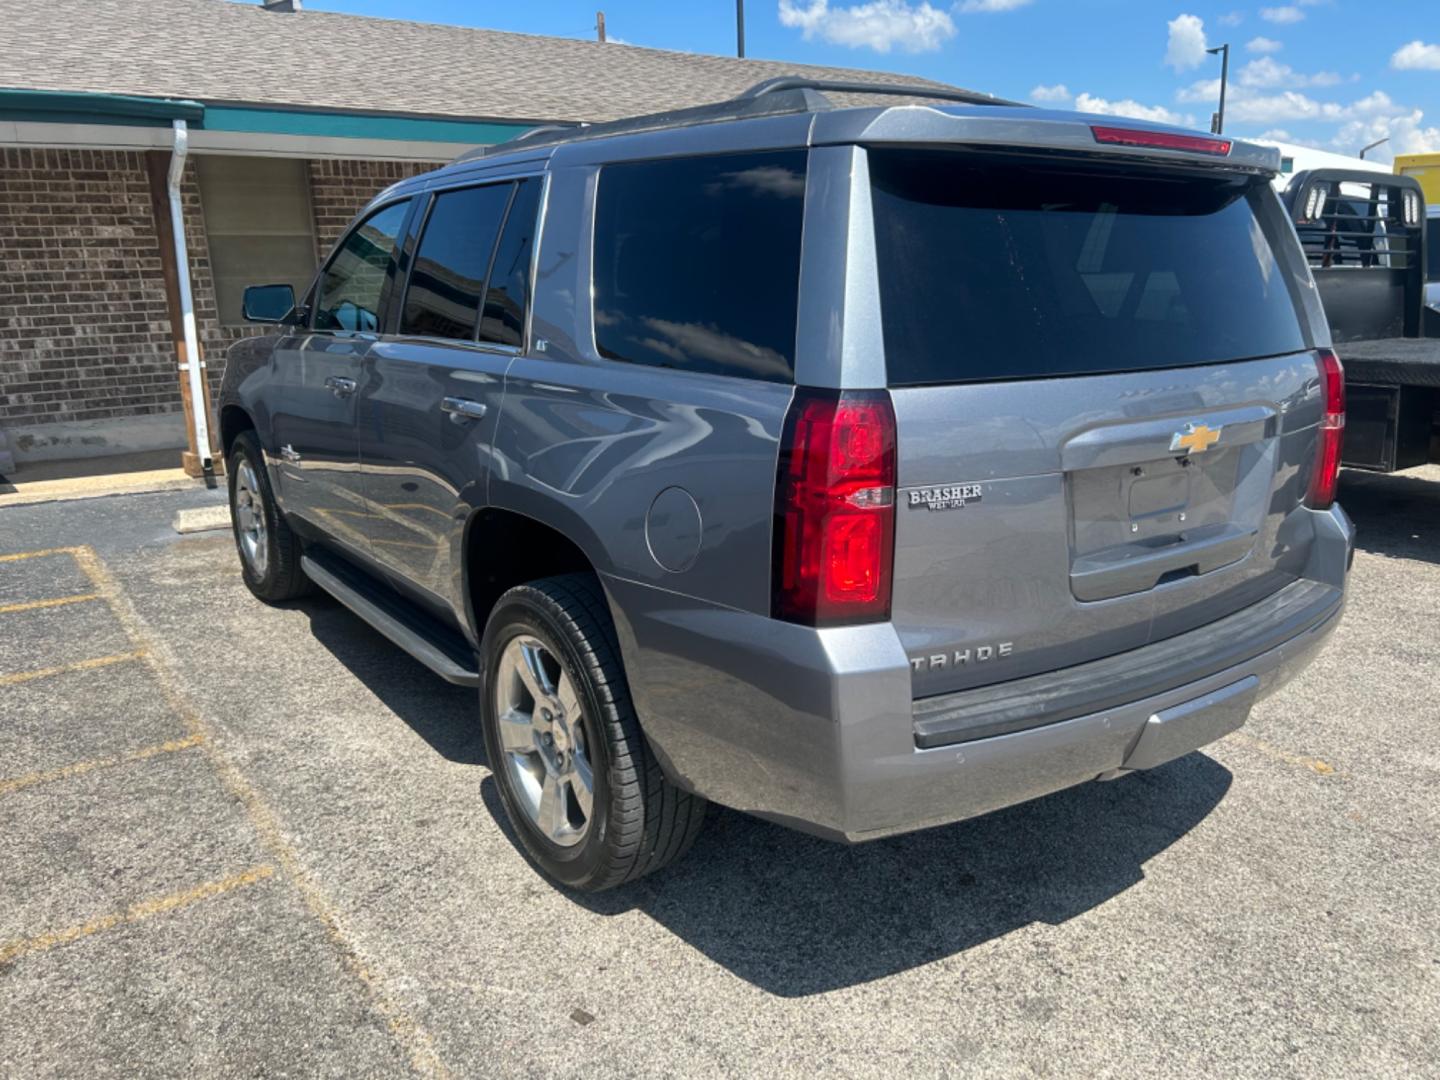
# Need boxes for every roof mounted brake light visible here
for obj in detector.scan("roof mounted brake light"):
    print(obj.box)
[1090,126,1232,157]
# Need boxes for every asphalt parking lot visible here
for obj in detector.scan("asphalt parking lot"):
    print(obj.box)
[1,468,1437,1078]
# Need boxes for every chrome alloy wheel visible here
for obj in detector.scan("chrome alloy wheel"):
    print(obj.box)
[234,460,269,577]
[494,635,595,847]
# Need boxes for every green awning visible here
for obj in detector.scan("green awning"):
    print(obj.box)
[0,88,205,126]
[1,88,534,146]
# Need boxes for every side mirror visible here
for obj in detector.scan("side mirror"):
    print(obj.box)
[242,283,297,324]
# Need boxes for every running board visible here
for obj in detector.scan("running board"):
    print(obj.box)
[301,552,481,687]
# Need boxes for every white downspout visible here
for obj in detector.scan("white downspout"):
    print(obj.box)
[167,119,213,472]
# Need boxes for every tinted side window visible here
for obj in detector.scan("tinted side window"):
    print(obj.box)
[1428,218,1439,282]
[593,150,806,383]
[480,179,542,347]
[401,183,512,340]
[314,200,410,332]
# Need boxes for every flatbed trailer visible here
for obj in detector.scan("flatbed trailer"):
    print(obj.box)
[1279,168,1440,474]
[1339,338,1440,472]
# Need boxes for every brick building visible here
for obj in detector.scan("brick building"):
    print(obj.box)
[0,0,947,471]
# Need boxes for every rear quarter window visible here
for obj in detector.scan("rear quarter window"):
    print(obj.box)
[592,150,806,383]
[869,150,1309,386]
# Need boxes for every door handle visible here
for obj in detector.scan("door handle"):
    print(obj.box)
[325,376,357,398]
[441,397,488,423]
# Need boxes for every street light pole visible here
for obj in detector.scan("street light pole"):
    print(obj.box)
[1207,43,1230,134]
[1359,137,1389,159]
[736,0,745,58]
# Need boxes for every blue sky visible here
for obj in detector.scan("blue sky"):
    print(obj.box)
[295,0,1438,162]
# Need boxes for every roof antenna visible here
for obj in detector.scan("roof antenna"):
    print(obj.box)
[596,11,606,43]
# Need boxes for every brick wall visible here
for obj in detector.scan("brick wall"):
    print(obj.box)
[0,150,443,440]
[308,159,440,262]
[1,147,178,426]
[0,147,243,429]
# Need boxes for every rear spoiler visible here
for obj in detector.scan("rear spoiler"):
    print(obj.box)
[1280,169,1428,342]
[812,109,1283,175]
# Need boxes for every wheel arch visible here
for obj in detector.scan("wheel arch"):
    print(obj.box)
[219,404,256,458]
[461,506,601,645]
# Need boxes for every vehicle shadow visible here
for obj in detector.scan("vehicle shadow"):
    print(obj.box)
[496,753,1232,997]
[299,596,485,766]
[295,590,1232,998]
[1339,468,1440,565]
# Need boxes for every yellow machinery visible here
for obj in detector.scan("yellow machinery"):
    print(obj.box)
[1394,152,1440,206]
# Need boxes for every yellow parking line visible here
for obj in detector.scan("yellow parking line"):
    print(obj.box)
[0,734,204,798]
[0,650,146,689]
[1227,731,1337,775]
[0,864,276,968]
[66,544,452,1079]
[0,547,85,564]
[0,593,101,616]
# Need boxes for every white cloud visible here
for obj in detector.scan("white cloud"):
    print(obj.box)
[1260,6,1305,24]
[1238,57,1342,90]
[1165,13,1209,72]
[1177,81,1431,143]
[1228,91,1333,123]
[1247,36,1283,54]
[1331,110,1440,163]
[1074,92,1191,127]
[1029,83,1071,104]
[957,0,1032,11]
[1392,41,1440,71]
[1218,11,1244,27]
[777,0,955,53]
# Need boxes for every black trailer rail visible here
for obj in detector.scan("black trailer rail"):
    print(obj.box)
[1281,169,1428,343]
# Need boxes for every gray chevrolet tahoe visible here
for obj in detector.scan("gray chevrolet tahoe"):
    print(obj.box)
[220,80,1353,891]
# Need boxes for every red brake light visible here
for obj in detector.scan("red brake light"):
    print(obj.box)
[1090,125,1232,157]
[1306,349,1345,510]
[773,390,896,626]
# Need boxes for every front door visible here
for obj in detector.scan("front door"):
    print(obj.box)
[359,177,541,615]
[268,198,412,555]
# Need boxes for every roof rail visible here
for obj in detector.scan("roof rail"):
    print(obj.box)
[453,75,1016,163]
[451,122,586,162]
[739,76,1024,108]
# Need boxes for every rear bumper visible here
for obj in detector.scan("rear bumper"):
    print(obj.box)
[605,505,1352,843]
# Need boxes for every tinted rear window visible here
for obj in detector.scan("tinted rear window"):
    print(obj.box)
[593,150,806,383]
[480,178,542,347]
[870,151,1308,386]
[401,183,510,340]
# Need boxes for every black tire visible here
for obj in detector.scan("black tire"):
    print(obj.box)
[480,573,706,891]
[227,430,313,603]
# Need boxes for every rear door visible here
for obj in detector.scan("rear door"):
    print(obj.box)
[358,176,542,613]
[867,149,1325,698]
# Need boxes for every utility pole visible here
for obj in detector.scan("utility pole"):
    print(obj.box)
[1206,43,1230,134]
[596,11,605,43]
[736,0,745,57]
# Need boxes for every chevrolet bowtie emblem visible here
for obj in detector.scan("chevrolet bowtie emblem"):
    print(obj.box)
[1170,422,1222,455]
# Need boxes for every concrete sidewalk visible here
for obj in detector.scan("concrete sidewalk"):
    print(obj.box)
[0,449,218,509]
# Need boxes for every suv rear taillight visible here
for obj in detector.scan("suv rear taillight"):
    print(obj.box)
[1305,349,1345,510]
[773,390,896,626]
